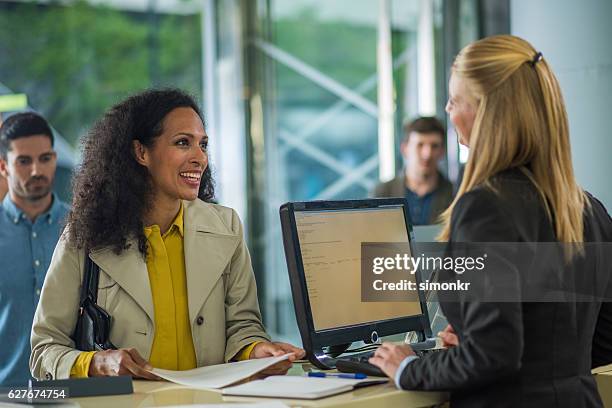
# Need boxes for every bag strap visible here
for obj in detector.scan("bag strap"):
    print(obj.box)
[79,253,100,304]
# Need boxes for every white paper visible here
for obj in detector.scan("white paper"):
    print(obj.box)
[150,354,291,389]
[222,375,385,399]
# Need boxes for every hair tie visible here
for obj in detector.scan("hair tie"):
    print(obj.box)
[529,51,543,67]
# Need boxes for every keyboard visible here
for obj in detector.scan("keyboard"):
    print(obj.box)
[335,348,445,377]
[336,358,386,377]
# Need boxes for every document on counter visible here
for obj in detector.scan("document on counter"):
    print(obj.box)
[222,375,389,399]
[149,354,292,389]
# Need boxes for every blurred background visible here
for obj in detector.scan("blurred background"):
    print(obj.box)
[0,0,610,344]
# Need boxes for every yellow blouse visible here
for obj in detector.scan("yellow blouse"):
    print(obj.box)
[70,204,258,377]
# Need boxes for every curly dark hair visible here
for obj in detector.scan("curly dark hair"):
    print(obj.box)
[67,88,214,256]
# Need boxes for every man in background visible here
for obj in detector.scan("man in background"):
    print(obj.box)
[373,116,453,225]
[0,112,69,386]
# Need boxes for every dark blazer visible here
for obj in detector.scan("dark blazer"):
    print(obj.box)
[372,171,453,224]
[398,168,612,407]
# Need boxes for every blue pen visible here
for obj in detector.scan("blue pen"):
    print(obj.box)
[308,372,367,379]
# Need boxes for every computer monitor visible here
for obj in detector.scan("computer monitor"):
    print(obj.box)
[280,198,432,369]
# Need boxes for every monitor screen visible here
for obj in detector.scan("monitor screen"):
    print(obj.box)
[294,206,423,331]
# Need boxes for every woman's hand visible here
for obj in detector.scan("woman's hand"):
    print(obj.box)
[250,341,306,375]
[368,342,416,379]
[88,348,160,380]
[438,324,459,348]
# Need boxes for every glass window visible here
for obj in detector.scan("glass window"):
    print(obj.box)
[0,1,203,201]
[245,0,443,340]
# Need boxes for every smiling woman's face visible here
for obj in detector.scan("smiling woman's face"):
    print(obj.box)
[445,73,478,147]
[135,107,208,203]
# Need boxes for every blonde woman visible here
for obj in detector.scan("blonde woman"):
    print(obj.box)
[369,35,612,407]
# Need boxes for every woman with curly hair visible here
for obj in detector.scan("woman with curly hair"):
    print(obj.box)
[30,89,303,380]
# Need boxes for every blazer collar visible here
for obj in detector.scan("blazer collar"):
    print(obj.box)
[182,199,239,324]
[89,242,154,321]
[89,199,239,325]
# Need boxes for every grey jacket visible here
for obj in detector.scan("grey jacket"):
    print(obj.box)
[372,171,454,224]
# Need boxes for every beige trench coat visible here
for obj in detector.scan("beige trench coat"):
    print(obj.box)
[30,199,270,380]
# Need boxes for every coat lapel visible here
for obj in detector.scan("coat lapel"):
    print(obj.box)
[89,243,155,322]
[183,200,240,325]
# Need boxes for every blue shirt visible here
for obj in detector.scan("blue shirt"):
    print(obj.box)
[405,188,434,226]
[0,194,69,386]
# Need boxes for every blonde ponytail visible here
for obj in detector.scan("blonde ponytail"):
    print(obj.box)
[438,35,586,253]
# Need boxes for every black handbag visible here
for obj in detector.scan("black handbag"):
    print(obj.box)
[72,255,117,351]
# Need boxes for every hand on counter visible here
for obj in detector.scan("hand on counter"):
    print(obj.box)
[250,341,306,375]
[88,348,161,380]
